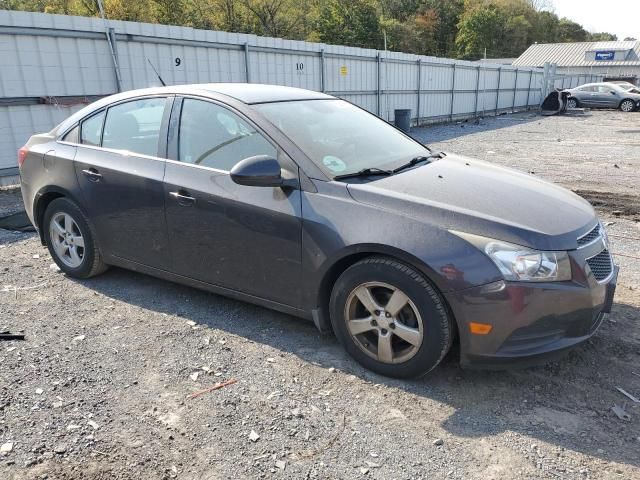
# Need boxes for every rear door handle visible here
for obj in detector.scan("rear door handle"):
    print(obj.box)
[81,168,102,182]
[169,190,196,206]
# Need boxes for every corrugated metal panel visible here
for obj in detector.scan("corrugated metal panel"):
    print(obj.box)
[0,10,554,173]
[514,41,640,67]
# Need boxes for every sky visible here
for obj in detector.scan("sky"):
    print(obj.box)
[550,0,639,40]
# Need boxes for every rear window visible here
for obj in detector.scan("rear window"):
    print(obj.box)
[102,98,166,157]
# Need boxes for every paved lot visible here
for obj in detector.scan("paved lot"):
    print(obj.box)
[1,110,639,480]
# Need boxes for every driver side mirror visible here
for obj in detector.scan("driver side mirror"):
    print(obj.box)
[230,155,285,187]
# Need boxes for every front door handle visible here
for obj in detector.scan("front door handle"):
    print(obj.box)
[82,168,102,182]
[169,190,196,206]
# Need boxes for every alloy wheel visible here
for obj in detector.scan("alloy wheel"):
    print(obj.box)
[621,100,635,112]
[49,212,85,268]
[567,98,577,109]
[344,282,423,364]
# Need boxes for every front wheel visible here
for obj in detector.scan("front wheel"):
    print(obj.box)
[620,99,635,112]
[44,197,108,278]
[329,257,453,378]
[566,97,578,109]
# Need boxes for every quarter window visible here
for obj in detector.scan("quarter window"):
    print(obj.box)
[63,125,79,143]
[80,111,105,146]
[102,97,166,157]
[178,99,276,171]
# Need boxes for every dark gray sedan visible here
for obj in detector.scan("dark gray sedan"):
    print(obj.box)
[18,84,617,378]
[565,82,640,111]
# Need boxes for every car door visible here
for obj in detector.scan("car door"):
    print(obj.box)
[73,96,172,270]
[575,86,597,106]
[597,86,620,107]
[163,97,303,308]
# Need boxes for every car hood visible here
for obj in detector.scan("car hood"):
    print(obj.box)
[346,154,596,251]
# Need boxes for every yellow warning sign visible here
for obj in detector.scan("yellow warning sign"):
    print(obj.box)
[340,65,348,76]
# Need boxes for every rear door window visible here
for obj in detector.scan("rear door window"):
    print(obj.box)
[102,97,166,157]
[80,111,105,146]
[178,98,276,171]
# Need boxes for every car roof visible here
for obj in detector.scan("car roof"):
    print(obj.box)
[193,83,333,104]
[53,83,335,136]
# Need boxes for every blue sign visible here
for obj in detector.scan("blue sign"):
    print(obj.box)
[595,51,616,61]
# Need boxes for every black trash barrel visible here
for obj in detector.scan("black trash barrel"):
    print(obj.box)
[394,109,412,133]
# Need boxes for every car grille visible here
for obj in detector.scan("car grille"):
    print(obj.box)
[577,224,600,247]
[586,249,613,282]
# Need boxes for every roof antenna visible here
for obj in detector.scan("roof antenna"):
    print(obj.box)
[147,58,166,87]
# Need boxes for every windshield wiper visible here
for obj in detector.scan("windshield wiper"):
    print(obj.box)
[392,152,445,174]
[333,167,393,181]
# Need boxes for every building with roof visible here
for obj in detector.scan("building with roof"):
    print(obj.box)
[513,41,640,84]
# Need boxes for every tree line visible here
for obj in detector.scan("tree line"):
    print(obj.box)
[0,0,626,60]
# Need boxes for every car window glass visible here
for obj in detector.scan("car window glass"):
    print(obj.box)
[597,86,614,94]
[102,98,166,157]
[63,125,79,143]
[256,99,427,176]
[178,99,276,171]
[80,111,105,146]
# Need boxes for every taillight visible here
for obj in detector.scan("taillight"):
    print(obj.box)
[18,146,28,168]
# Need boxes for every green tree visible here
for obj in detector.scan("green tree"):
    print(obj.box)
[315,0,381,49]
[557,17,588,42]
[456,3,505,59]
[588,32,618,41]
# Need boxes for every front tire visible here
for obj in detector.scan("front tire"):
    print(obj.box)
[620,99,635,112]
[329,257,453,378]
[44,198,107,278]
[566,97,578,109]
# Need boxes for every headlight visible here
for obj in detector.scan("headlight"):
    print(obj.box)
[453,232,572,282]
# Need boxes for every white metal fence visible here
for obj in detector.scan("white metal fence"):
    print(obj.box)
[0,10,602,178]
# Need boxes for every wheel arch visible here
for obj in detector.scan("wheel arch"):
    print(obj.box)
[33,186,84,245]
[313,244,458,339]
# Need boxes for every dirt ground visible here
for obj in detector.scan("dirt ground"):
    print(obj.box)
[1,110,639,480]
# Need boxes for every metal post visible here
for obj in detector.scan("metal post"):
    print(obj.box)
[511,69,518,112]
[97,0,122,92]
[525,70,533,109]
[449,63,456,121]
[495,67,502,114]
[416,59,422,126]
[244,42,251,83]
[376,53,382,117]
[320,49,325,92]
[474,65,481,116]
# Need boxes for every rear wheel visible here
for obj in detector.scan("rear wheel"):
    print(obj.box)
[329,257,453,378]
[44,198,107,278]
[566,97,578,109]
[620,99,635,112]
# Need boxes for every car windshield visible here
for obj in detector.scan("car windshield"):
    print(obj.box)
[255,99,428,177]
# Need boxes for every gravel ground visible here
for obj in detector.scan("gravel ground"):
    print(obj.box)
[1,110,639,480]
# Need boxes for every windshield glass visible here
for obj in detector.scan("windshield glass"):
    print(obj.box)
[255,99,427,177]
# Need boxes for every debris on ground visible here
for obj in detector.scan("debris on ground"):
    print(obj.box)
[188,378,238,399]
[616,387,640,403]
[612,405,631,421]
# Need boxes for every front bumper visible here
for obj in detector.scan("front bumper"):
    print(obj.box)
[446,264,617,369]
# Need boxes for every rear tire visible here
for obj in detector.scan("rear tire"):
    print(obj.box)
[566,98,578,109]
[329,256,453,378]
[620,99,635,112]
[44,198,108,278]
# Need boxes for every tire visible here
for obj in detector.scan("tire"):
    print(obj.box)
[620,99,635,112]
[566,98,578,109]
[329,256,453,378]
[44,197,108,278]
